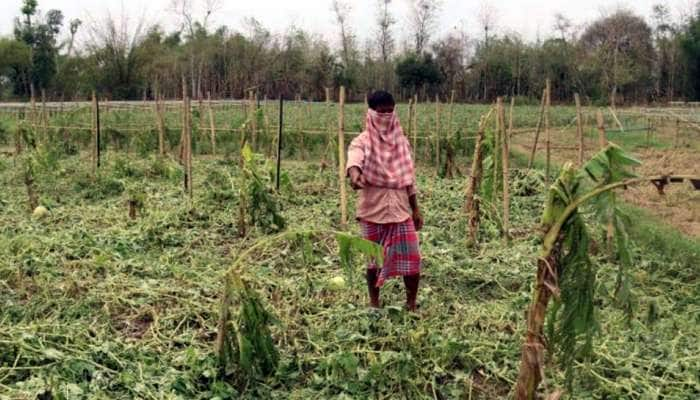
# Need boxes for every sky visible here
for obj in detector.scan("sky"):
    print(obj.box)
[0,0,697,50]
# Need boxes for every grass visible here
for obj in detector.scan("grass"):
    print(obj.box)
[0,145,698,399]
[0,103,697,398]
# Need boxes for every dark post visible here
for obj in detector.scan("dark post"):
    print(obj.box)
[276,96,284,191]
[96,95,101,168]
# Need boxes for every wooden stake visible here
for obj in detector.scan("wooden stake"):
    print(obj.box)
[155,93,166,156]
[41,88,48,142]
[466,111,491,248]
[544,79,551,185]
[186,95,193,197]
[674,118,680,148]
[596,109,607,149]
[298,95,305,161]
[338,86,348,229]
[435,94,441,174]
[325,87,333,162]
[527,88,547,169]
[30,84,37,131]
[208,91,216,155]
[407,98,414,140]
[503,97,513,241]
[412,94,418,160]
[91,91,98,174]
[276,96,284,191]
[574,93,584,166]
[494,97,503,200]
[250,90,258,150]
[448,89,455,139]
[608,106,624,132]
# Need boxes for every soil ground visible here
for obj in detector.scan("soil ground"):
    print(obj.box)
[511,116,700,237]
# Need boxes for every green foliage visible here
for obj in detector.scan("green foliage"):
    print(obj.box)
[219,276,279,383]
[241,144,285,233]
[395,53,443,93]
[336,232,384,284]
[543,145,643,391]
[74,173,124,200]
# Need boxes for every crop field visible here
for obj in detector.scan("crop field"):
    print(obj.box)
[0,101,699,399]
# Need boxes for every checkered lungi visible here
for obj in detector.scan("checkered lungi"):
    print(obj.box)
[360,218,422,287]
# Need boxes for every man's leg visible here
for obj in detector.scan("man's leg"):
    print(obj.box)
[403,274,420,311]
[366,268,381,308]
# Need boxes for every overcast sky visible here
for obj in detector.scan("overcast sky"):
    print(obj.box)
[1,0,697,49]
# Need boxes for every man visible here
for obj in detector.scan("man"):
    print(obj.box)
[346,91,423,312]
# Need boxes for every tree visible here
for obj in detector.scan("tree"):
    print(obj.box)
[331,0,359,93]
[85,11,146,99]
[13,0,64,94]
[376,0,396,89]
[679,7,700,99]
[409,0,441,55]
[0,38,32,97]
[579,10,655,105]
[395,52,442,96]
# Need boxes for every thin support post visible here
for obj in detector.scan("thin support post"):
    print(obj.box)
[96,95,101,169]
[596,109,607,149]
[527,88,547,169]
[208,91,216,155]
[503,97,513,241]
[276,96,283,191]
[155,93,166,156]
[412,94,418,160]
[574,93,584,166]
[338,86,348,229]
[41,88,48,142]
[435,94,441,174]
[544,79,551,185]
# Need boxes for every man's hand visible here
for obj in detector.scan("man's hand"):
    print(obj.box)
[412,208,424,231]
[348,167,366,190]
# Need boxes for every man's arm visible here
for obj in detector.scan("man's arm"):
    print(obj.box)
[409,193,423,231]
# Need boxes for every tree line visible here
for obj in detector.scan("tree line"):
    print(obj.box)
[1,0,699,105]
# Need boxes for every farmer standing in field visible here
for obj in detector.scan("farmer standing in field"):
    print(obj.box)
[346,91,423,312]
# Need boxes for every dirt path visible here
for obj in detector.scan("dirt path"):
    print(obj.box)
[511,123,700,237]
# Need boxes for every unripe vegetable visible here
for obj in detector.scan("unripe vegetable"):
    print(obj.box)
[328,276,346,290]
[32,206,49,219]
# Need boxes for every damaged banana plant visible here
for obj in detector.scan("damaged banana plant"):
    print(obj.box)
[216,230,383,386]
[514,144,642,400]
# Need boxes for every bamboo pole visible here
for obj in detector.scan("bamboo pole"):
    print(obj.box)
[503,97,514,241]
[91,91,98,175]
[407,98,414,141]
[435,94,441,174]
[596,109,607,149]
[527,88,547,169]
[155,93,166,156]
[208,91,216,155]
[325,87,333,162]
[30,84,37,132]
[298,95,305,161]
[338,86,348,229]
[276,96,284,191]
[608,106,624,132]
[466,109,493,248]
[493,98,502,201]
[41,88,48,142]
[186,95,193,197]
[199,95,205,133]
[14,111,22,156]
[448,89,455,139]
[574,93,584,166]
[250,90,257,150]
[412,94,418,160]
[544,79,551,184]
